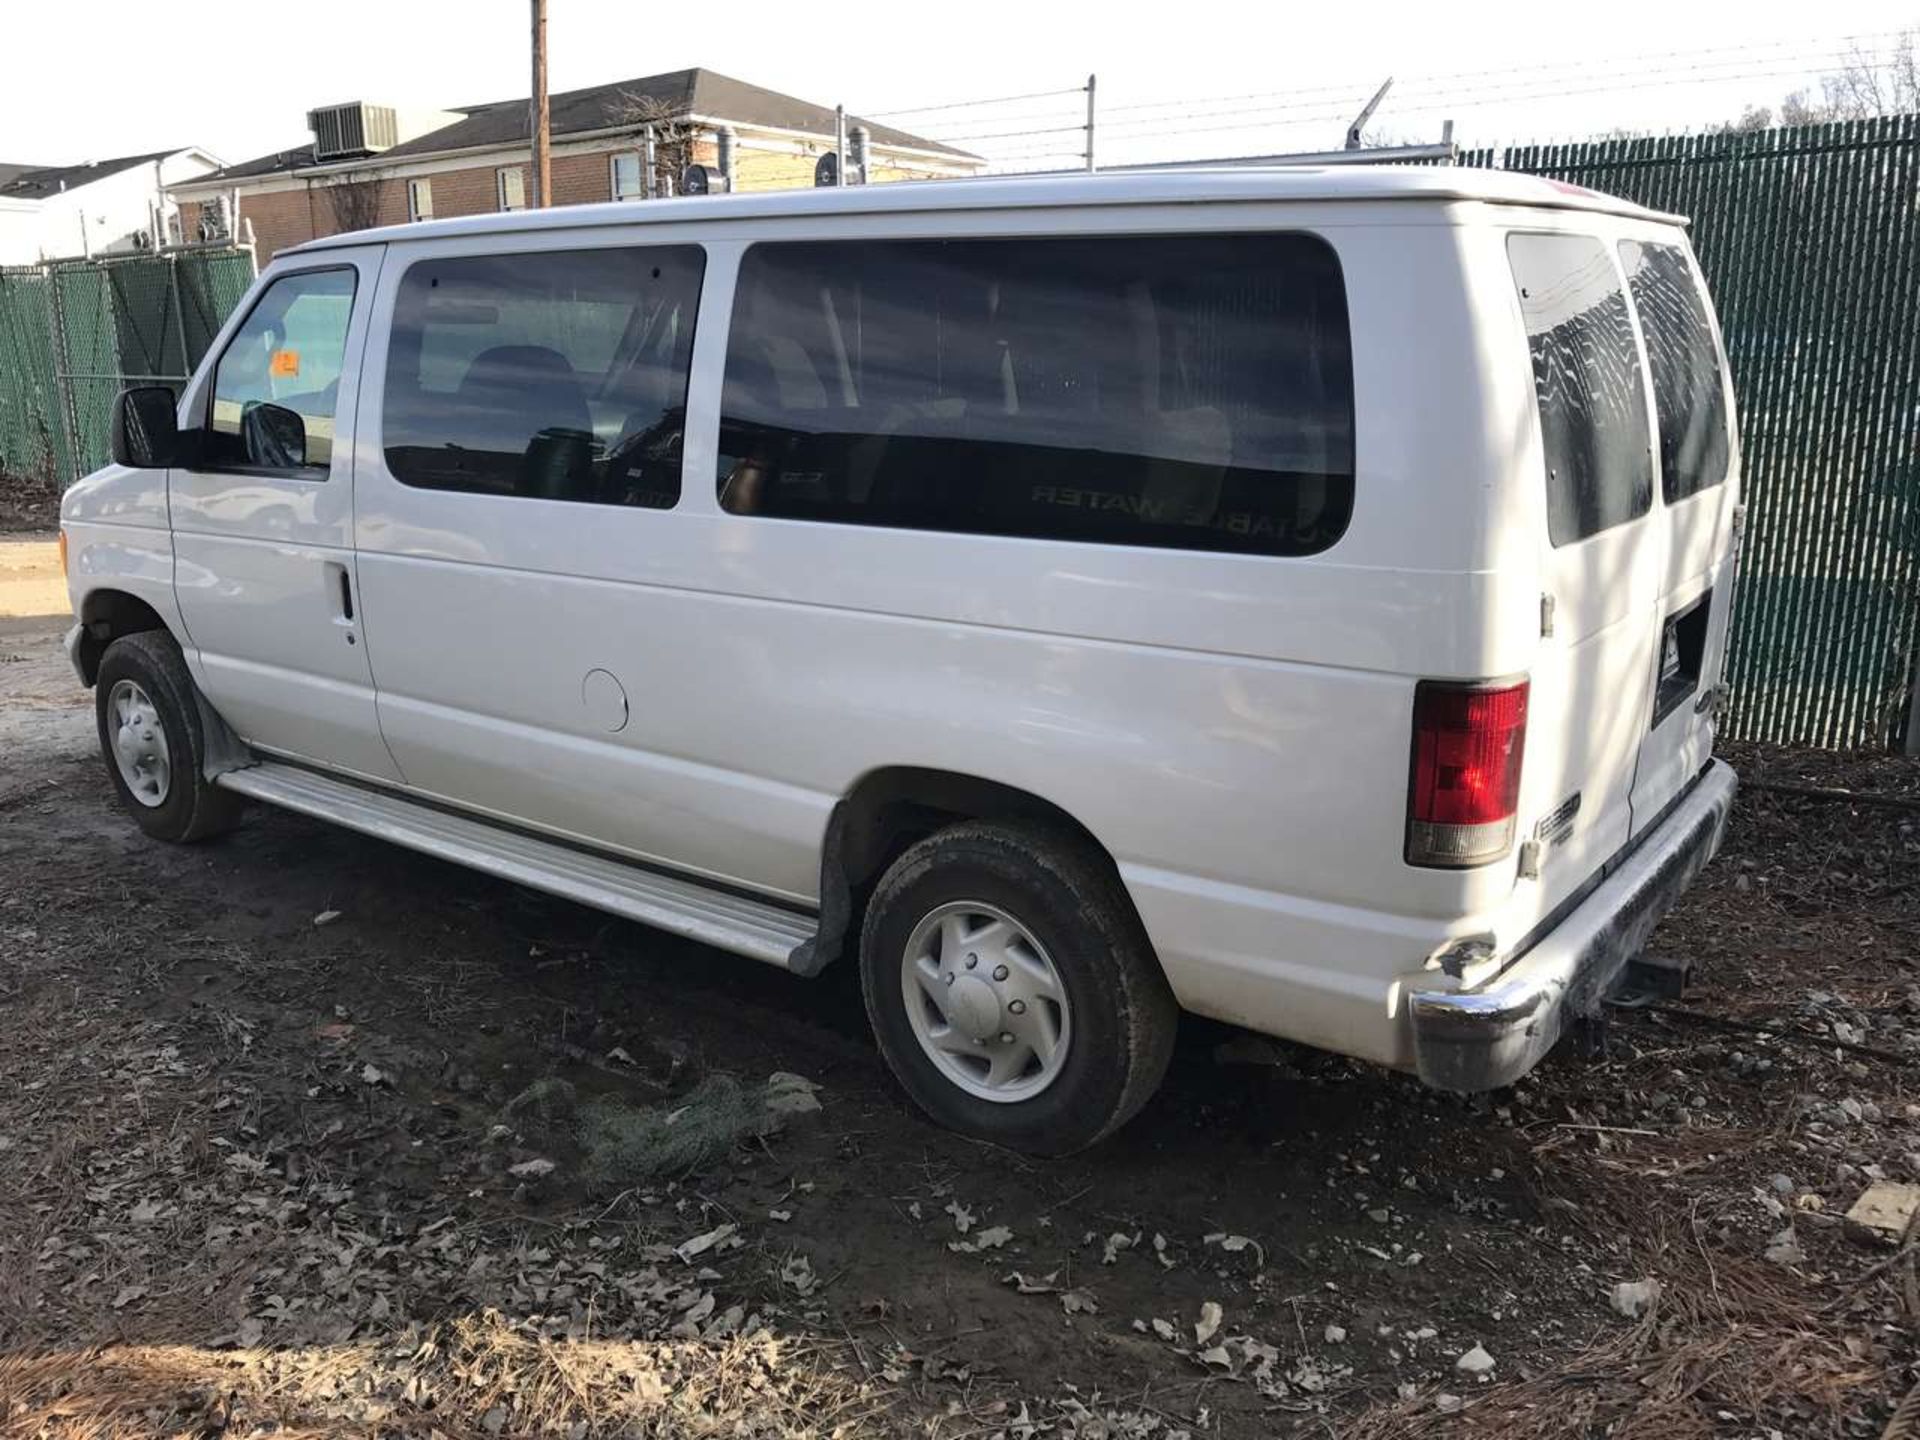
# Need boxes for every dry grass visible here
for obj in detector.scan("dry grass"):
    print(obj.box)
[0,1311,884,1439]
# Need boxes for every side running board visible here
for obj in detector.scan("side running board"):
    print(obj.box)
[216,762,816,969]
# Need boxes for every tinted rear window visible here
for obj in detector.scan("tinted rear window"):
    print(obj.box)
[382,245,703,508]
[1620,239,1730,504]
[1507,233,1653,546]
[717,233,1355,557]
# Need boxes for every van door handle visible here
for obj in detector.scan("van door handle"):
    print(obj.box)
[325,561,357,640]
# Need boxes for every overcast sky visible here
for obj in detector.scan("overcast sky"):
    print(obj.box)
[6,0,1917,171]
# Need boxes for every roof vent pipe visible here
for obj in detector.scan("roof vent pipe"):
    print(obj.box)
[848,125,869,184]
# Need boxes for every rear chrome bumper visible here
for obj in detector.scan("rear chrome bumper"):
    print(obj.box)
[1408,759,1738,1092]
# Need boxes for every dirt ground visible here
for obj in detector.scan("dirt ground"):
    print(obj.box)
[1,549,1916,1438]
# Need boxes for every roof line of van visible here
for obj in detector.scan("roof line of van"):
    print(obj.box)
[283,166,1685,255]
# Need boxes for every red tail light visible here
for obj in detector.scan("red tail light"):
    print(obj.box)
[1407,679,1529,868]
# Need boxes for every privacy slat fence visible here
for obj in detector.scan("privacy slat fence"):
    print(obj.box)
[0,245,255,488]
[1473,115,1920,749]
[4,125,1919,747]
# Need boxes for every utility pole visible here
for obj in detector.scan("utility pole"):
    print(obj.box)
[529,0,551,207]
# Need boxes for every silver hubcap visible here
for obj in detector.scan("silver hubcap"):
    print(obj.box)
[902,900,1071,1103]
[107,679,170,808]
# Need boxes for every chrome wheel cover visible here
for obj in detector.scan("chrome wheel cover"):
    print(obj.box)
[901,900,1071,1103]
[107,679,171,808]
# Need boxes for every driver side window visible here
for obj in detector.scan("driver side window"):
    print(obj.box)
[206,267,356,474]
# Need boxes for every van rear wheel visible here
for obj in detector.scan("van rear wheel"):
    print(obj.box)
[859,821,1177,1155]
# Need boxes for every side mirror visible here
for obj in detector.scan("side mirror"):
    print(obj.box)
[241,401,308,469]
[109,386,180,468]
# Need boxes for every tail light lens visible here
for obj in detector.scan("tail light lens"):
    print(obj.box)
[1407,679,1529,868]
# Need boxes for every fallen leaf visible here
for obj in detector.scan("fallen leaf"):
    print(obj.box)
[945,1200,976,1234]
[1197,1344,1233,1368]
[508,1158,555,1179]
[1151,1317,1177,1341]
[675,1222,739,1262]
[950,1223,1013,1254]
[1195,1300,1223,1345]
[1102,1230,1137,1264]
[1060,1288,1099,1315]
[1203,1231,1267,1266]
[1003,1270,1060,1294]
[112,1285,146,1309]
[360,1063,387,1086]
[780,1254,818,1296]
[313,909,342,928]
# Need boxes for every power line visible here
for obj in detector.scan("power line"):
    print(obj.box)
[864,85,1086,119]
[1094,27,1911,118]
[1085,45,1886,139]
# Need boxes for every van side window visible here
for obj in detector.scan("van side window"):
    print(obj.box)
[716,234,1355,557]
[382,246,704,508]
[206,267,355,474]
[1619,240,1730,504]
[1506,234,1653,546]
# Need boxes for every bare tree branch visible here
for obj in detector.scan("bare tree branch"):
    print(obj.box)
[611,92,705,195]
[323,172,384,234]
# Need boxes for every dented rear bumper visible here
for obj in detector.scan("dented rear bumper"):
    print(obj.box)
[1408,759,1738,1092]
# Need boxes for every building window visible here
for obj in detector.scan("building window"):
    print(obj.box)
[407,178,434,222]
[611,151,644,202]
[497,167,526,212]
[716,233,1356,557]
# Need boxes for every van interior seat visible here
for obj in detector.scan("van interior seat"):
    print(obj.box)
[454,345,594,454]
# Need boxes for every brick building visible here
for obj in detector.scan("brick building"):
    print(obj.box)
[169,68,980,261]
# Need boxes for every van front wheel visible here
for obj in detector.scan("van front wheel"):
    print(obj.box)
[94,631,242,844]
[859,821,1177,1155]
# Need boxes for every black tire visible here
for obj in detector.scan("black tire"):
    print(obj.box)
[94,630,243,844]
[859,820,1178,1155]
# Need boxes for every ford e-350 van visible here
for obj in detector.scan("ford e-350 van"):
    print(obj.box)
[63,167,1738,1153]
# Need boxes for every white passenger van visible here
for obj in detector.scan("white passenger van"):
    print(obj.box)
[63,168,1740,1153]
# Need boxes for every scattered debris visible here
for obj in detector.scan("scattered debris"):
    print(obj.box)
[764,1071,823,1119]
[1454,1344,1496,1377]
[1842,1180,1920,1247]
[1608,1278,1662,1318]
[312,909,342,928]
[1764,1226,1806,1267]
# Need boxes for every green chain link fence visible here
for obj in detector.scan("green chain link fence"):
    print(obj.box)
[0,244,255,490]
[1470,114,1920,749]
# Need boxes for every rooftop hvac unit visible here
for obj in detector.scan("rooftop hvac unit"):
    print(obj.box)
[308,103,401,161]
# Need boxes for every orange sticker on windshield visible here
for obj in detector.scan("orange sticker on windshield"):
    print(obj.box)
[270,350,300,377]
